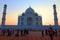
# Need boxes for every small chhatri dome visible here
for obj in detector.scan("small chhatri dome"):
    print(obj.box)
[4,4,7,7]
[25,7,34,13]
[53,4,56,7]
[53,4,56,8]
[4,4,7,8]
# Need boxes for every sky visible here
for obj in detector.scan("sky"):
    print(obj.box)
[0,0,60,25]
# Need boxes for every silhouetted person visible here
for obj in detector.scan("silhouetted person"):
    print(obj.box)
[11,30,14,35]
[15,30,19,37]
[45,30,48,35]
[26,29,29,34]
[2,29,6,36]
[42,30,44,37]
[0,28,1,36]
[59,30,60,36]
[24,29,28,36]
[24,29,26,36]
[7,29,11,36]
[54,29,57,36]
[48,27,54,40]
[21,30,23,36]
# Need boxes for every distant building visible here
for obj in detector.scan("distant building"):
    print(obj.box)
[0,4,59,30]
[18,7,42,26]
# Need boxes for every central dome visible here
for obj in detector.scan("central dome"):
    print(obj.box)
[25,7,35,13]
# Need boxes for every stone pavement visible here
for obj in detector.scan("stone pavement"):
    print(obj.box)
[0,31,60,40]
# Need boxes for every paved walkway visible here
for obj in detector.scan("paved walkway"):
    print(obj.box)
[0,31,60,40]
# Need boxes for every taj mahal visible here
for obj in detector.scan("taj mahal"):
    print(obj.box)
[18,7,42,26]
[0,4,60,30]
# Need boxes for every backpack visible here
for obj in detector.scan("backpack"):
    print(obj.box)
[49,29,53,34]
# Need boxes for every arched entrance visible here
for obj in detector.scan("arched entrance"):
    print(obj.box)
[27,17,33,25]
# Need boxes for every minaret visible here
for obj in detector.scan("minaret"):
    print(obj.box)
[53,4,58,26]
[1,4,7,26]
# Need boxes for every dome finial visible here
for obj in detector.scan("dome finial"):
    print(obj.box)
[25,6,34,13]
[53,4,56,6]
[29,6,31,8]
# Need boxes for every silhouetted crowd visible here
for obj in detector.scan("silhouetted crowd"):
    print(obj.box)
[0,27,60,40]
[41,27,60,40]
[0,29,29,37]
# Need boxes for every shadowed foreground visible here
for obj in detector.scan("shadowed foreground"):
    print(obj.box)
[0,31,60,40]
